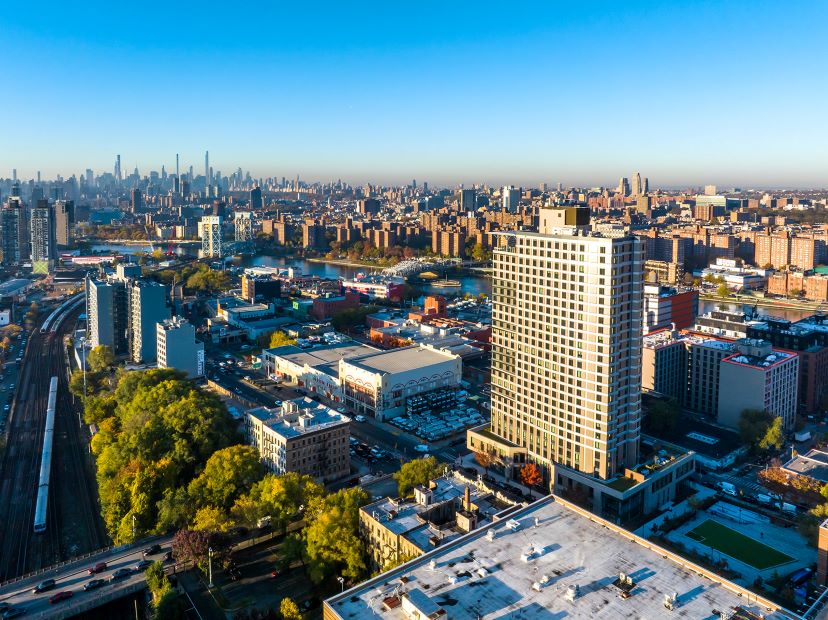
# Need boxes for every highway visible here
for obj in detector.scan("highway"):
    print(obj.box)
[0,302,107,583]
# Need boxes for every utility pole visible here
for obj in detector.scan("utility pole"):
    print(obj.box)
[208,546,214,588]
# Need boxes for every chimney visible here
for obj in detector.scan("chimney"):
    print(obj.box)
[464,486,471,512]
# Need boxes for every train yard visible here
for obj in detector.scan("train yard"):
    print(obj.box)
[0,299,108,583]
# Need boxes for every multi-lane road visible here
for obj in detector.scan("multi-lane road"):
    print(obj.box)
[0,304,108,583]
[0,538,173,619]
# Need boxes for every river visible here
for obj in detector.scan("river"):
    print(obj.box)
[88,243,814,320]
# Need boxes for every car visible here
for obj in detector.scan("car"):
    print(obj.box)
[84,579,105,591]
[109,568,132,582]
[32,579,56,593]
[3,405,8,412]
[88,561,108,574]
[49,591,73,605]
[354,415,366,423]
[134,559,153,571]
[2,608,27,619]
[162,551,173,562]
[269,569,280,578]
[414,444,430,453]
[143,544,162,556]
[273,400,282,407]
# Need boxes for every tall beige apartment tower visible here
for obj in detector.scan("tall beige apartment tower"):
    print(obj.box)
[488,207,643,481]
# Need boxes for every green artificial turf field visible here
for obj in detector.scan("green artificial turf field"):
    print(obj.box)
[685,519,794,570]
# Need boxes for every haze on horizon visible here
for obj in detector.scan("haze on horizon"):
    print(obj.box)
[2,1,827,189]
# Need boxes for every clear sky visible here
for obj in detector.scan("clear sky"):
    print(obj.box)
[2,1,827,188]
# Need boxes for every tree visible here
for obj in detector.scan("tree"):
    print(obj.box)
[393,457,445,497]
[738,409,773,450]
[644,398,680,434]
[304,487,370,584]
[519,463,543,488]
[269,330,297,349]
[154,590,187,620]
[716,283,730,298]
[474,450,496,474]
[188,445,266,512]
[759,417,785,451]
[280,598,302,620]
[87,345,115,372]
[281,533,307,570]
[232,472,324,532]
[789,288,803,298]
[145,561,172,606]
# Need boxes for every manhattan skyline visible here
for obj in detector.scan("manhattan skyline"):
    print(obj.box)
[2,1,828,187]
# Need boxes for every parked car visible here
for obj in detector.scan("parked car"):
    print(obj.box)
[414,444,430,453]
[48,591,73,605]
[354,415,366,423]
[143,544,162,556]
[88,562,108,574]
[32,579,56,593]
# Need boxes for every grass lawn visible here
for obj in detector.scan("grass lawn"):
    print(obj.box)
[685,519,794,570]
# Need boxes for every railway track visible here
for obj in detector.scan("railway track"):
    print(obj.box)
[0,303,108,583]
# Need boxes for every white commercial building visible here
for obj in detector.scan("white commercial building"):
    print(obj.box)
[340,345,461,421]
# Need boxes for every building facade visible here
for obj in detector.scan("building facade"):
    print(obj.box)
[156,316,204,378]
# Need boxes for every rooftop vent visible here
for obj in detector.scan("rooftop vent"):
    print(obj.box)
[565,584,580,602]
[663,592,678,611]
[485,529,496,542]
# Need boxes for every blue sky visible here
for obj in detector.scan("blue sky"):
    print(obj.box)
[2,1,827,188]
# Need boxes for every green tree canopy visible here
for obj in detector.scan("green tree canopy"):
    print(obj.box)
[304,487,369,584]
[716,283,730,298]
[188,445,266,512]
[280,597,303,620]
[90,369,239,541]
[87,344,115,372]
[231,472,324,531]
[759,416,785,451]
[394,456,445,497]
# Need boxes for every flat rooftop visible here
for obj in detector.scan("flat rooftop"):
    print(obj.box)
[723,349,795,370]
[247,397,348,439]
[783,448,828,483]
[326,496,791,620]
[265,342,377,369]
[343,345,457,375]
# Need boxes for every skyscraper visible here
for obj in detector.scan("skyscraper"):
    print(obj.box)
[632,172,642,197]
[127,280,170,363]
[115,154,121,182]
[205,150,210,184]
[54,200,74,248]
[0,201,24,266]
[249,186,263,210]
[459,188,476,212]
[86,277,129,354]
[130,188,143,211]
[618,177,630,196]
[481,207,643,482]
[30,199,55,267]
[175,153,179,179]
[501,186,521,213]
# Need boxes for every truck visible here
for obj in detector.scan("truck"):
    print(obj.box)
[795,431,812,443]
[718,481,738,496]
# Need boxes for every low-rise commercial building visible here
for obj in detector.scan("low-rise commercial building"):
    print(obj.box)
[246,397,350,482]
[325,494,789,620]
[340,345,461,421]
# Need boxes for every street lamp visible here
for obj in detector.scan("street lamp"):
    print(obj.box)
[337,576,345,593]
[208,546,214,588]
[132,514,137,541]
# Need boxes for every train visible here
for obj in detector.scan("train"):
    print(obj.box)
[40,293,85,334]
[33,376,58,534]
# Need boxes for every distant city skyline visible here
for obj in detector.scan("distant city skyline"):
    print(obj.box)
[2,2,827,187]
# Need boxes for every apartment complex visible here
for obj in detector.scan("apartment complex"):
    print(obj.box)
[642,283,698,334]
[86,277,128,353]
[156,316,204,378]
[483,207,643,482]
[127,280,170,363]
[717,339,800,430]
[245,398,350,482]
